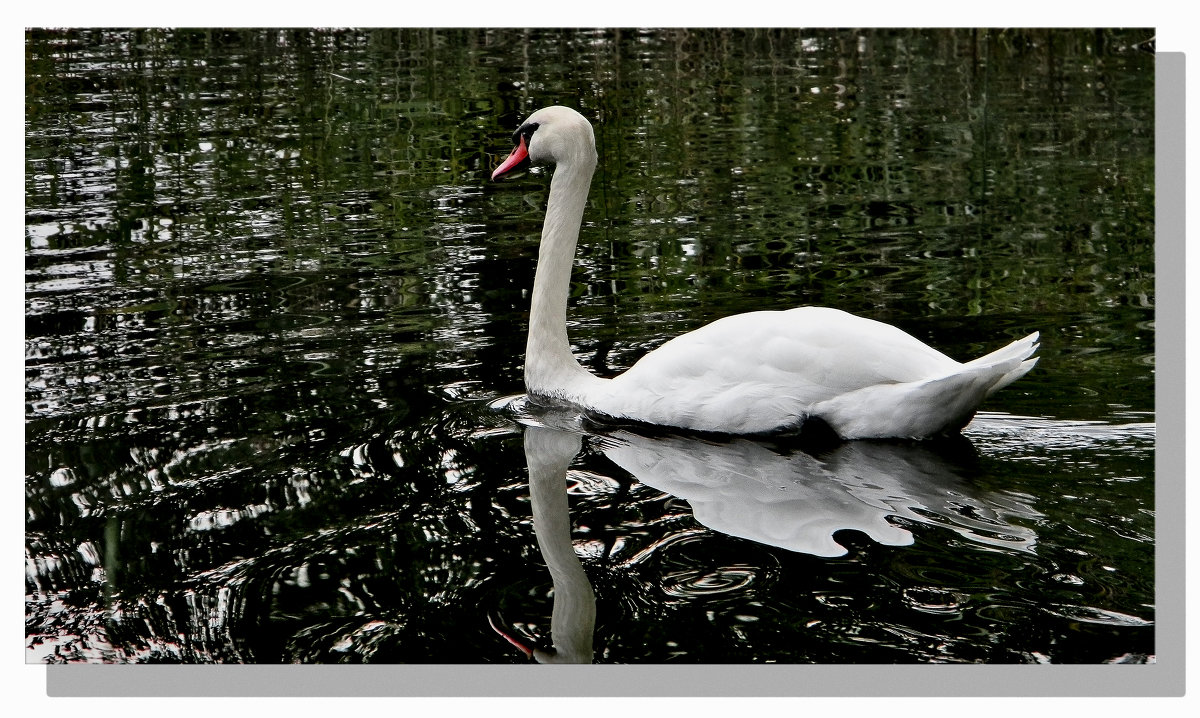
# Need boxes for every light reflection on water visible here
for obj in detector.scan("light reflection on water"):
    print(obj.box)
[26,28,1155,665]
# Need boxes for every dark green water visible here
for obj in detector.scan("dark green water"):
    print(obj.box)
[26,28,1155,664]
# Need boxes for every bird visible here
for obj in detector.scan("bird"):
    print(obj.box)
[490,105,1039,440]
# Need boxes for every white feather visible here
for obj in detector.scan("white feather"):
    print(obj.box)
[495,106,1039,440]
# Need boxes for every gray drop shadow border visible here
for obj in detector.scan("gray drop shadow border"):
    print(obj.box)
[44,50,1185,699]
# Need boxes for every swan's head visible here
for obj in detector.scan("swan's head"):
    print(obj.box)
[492,106,597,181]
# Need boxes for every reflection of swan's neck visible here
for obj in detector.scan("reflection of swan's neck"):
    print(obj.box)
[526,154,600,397]
[525,427,595,664]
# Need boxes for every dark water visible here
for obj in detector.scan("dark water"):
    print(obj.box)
[25,28,1156,664]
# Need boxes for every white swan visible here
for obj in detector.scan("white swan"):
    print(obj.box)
[492,106,1039,440]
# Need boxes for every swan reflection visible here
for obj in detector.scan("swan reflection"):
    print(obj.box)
[596,427,1041,558]
[517,427,597,664]
[499,402,1043,661]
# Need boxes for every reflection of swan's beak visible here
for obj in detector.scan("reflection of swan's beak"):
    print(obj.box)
[487,612,535,659]
[489,612,580,663]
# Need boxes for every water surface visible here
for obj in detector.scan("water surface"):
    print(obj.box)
[25,28,1155,664]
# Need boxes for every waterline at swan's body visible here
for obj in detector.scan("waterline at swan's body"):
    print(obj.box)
[491,106,1038,440]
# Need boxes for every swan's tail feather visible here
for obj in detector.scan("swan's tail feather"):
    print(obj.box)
[987,356,1039,396]
[782,330,1041,440]
[964,331,1040,369]
[957,331,1039,399]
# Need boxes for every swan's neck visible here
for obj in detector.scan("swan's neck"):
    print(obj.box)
[526,153,599,396]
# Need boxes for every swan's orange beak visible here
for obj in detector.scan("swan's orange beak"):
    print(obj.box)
[492,135,530,180]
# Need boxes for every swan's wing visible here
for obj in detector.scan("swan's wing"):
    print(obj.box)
[590,307,963,434]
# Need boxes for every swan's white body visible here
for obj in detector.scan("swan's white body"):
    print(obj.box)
[492,106,1039,440]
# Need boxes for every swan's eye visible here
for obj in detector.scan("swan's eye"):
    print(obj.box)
[513,122,539,147]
